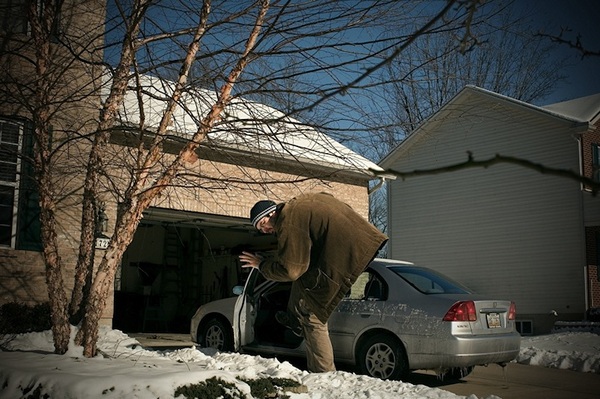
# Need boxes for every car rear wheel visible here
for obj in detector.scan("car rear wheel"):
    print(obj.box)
[198,317,233,352]
[356,334,408,380]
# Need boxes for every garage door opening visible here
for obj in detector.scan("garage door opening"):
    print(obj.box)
[113,207,276,333]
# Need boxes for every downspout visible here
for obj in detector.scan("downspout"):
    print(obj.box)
[368,176,387,195]
[573,125,591,314]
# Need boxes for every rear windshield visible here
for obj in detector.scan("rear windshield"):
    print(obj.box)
[389,266,471,295]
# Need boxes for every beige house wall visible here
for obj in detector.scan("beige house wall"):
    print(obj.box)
[0,0,107,316]
[0,149,371,325]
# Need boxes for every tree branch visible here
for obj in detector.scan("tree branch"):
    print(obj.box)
[378,151,599,195]
[537,30,600,58]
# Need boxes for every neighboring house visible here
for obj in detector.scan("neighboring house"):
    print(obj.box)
[0,1,383,333]
[380,85,600,334]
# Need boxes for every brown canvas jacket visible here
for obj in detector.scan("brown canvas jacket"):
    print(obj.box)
[259,192,388,322]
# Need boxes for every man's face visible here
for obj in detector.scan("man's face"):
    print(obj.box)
[256,213,275,234]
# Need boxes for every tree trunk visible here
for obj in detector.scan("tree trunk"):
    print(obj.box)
[45,252,71,354]
[77,204,143,357]
[26,0,72,354]
[69,183,97,324]
[39,197,71,354]
[76,0,269,357]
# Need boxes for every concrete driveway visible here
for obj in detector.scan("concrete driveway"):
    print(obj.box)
[408,363,600,399]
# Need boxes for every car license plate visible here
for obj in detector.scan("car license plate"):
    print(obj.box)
[486,312,501,328]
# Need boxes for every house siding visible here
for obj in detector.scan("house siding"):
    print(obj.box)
[386,92,586,334]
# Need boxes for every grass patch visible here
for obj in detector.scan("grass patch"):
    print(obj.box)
[175,376,303,399]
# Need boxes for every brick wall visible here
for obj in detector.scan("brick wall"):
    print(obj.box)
[0,0,107,317]
[581,122,600,189]
[583,123,600,310]
[103,139,371,222]
[0,148,371,326]
[590,266,599,309]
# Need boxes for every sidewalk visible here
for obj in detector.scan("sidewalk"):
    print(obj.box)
[129,333,194,349]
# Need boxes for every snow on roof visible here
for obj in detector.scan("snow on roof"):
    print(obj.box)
[457,86,598,125]
[101,72,382,177]
[542,92,600,123]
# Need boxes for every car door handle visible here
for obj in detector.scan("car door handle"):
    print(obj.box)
[360,313,371,318]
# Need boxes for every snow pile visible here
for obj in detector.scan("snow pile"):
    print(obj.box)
[0,327,599,399]
[515,332,600,373]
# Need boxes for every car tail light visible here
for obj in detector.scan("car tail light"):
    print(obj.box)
[443,301,477,321]
[508,301,516,320]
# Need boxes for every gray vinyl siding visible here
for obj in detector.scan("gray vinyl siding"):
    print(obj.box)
[386,94,586,317]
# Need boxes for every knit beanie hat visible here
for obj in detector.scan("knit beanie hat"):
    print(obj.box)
[250,200,277,229]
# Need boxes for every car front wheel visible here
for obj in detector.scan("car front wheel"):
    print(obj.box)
[356,334,408,380]
[198,317,233,352]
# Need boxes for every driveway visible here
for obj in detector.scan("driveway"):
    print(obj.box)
[133,334,600,398]
[408,363,600,399]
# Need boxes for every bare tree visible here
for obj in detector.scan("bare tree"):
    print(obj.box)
[324,2,574,233]
[359,2,571,162]
[1,0,499,357]
[539,29,600,58]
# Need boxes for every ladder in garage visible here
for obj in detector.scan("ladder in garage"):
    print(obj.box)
[142,225,181,332]
[163,225,181,268]
[161,225,182,300]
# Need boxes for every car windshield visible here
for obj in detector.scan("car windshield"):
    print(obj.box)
[388,266,471,295]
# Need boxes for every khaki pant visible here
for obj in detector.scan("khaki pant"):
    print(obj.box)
[289,283,336,373]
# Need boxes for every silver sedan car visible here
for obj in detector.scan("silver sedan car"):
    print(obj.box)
[190,258,521,380]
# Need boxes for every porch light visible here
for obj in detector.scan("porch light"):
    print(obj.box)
[95,204,110,250]
[96,205,109,235]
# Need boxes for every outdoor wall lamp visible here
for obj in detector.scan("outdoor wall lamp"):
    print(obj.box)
[95,204,110,250]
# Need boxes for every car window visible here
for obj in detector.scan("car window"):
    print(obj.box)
[346,272,369,299]
[389,266,471,294]
[346,271,386,301]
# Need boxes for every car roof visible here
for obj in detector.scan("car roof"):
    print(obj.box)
[371,258,415,267]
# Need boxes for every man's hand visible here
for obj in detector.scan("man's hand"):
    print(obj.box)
[239,251,263,269]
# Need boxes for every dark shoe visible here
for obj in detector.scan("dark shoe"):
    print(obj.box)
[275,311,303,337]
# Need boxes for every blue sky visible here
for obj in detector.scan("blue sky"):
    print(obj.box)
[103,1,598,111]
[526,0,600,105]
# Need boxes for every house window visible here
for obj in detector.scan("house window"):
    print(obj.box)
[0,118,41,250]
[0,119,22,247]
[0,0,60,40]
[515,320,533,336]
[0,0,28,34]
[592,144,600,182]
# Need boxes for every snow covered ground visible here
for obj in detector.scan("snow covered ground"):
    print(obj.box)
[0,327,598,399]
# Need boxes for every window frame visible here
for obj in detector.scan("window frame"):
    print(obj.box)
[0,118,23,248]
[592,143,600,183]
[0,0,61,40]
[0,0,29,35]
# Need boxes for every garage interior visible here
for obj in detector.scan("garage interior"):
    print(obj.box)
[113,207,276,334]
